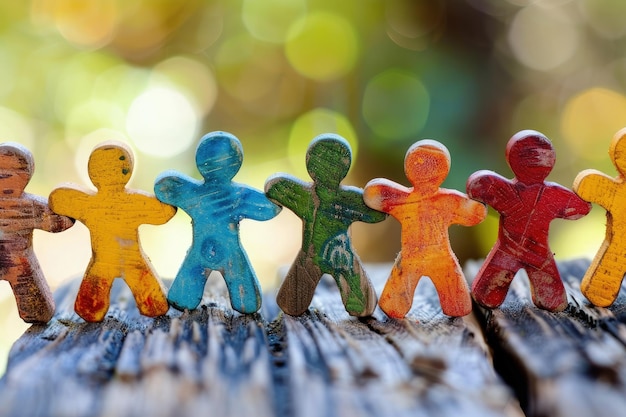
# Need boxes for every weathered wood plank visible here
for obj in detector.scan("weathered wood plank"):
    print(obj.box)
[285,265,522,417]
[466,258,626,417]
[0,266,523,417]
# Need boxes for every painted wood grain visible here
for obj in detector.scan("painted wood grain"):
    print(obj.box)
[467,130,590,312]
[0,142,75,323]
[573,128,626,307]
[155,131,280,315]
[49,141,176,322]
[363,139,486,318]
[265,134,386,317]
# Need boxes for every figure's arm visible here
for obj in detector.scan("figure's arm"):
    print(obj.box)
[340,185,387,224]
[154,171,198,207]
[264,174,310,217]
[573,169,617,211]
[135,191,177,225]
[363,178,410,213]
[548,183,592,220]
[30,194,75,233]
[237,185,282,221]
[446,190,488,227]
[466,170,514,211]
[49,185,93,220]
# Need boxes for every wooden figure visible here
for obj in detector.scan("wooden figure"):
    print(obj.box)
[265,134,386,317]
[49,141,176,322]
[154,132,281,314]
[0,143,74,323]
[363,140,486,319]
[467,130,590,312]
[573,128,626,307]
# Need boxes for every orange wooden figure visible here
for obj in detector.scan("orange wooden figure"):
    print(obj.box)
[574,128,626,307]
[49,141,176,322]
[363,140,486,318]
[468,131,591,312]
[0,143,74,323]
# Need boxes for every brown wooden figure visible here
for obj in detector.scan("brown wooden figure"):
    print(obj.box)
[49,141,176,322]
[574,128,626,307]
[0,143,75,323]
[467,130,591,312]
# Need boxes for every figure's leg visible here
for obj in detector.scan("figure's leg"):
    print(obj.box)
[429,254,472,317]
[75,259,115,322]
[277,250,323,316]
[8,255,55,323]
[221,250,262,314]
[379,252,421,319]
[320,233,377,317]
[526,256,568,312]
[167,254,210,311]
[124,260,169,318]
[470,247,517,309]
[580,241,625,307]
[329,256,377,317]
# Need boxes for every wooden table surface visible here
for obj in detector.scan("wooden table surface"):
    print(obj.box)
[0,259,624,417]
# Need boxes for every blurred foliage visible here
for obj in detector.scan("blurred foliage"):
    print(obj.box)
[1,0,626,371]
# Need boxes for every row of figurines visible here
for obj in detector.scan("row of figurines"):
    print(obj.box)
[0,128,623,324]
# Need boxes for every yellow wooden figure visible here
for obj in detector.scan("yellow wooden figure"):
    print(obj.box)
[49,141,176,322]
[574,128,626,307]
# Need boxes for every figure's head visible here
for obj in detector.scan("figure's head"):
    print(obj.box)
[404,139,450,191]
[505,131,555,184]
[305,134,352,187]
[88,141,134,190]
[196,132,243,183]
[0,142,34,197]
[609,127,626,176]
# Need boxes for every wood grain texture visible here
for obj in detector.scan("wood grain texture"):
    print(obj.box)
[265,134,386,317]
[49,141,176,322]
[155,132,280,314]
[466,258,626,417]
[0,142,74,323]
[467,130,590,312]
[364,140,486,319]
[0,266,523,417]
[573,128,626,307]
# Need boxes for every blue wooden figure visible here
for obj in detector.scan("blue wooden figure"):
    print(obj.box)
[154,131,281,314]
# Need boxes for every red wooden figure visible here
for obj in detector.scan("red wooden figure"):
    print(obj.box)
[467,130,591,312]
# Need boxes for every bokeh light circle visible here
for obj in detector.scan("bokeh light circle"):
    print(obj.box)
[561,87,626,160]
[126,86,199,158]
[285,12,358,82]
[52,0,118,49]
[288,108,358,177]
[362,69,429,140]
[508,4,579,71]
[581,0,626,39]
[242,0,306,43]
[152,56,218,116]
[0,107,35,150]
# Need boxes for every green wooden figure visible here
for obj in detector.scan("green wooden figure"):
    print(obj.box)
[265,134,386,317]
